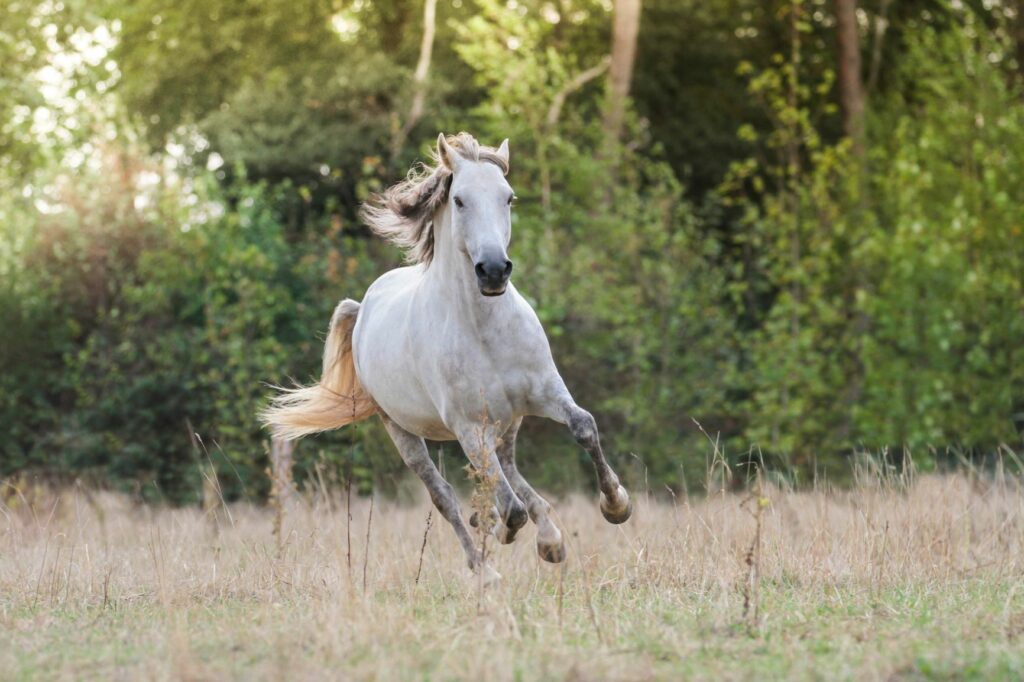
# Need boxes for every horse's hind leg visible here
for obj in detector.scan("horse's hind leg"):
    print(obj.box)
[379,414,483,573]
[496,419,565,563]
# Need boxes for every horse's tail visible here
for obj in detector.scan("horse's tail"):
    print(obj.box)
[260,299,377,441]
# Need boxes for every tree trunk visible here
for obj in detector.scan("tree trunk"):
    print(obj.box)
[603,0,642,142]
[1016,0,1024,85]
[835,0,865,157]
[834,0,871,445]
[392,0,437,160]
[269,436,296,552]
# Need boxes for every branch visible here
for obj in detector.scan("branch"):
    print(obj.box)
[546,56,611,130]
[392,0,438,160]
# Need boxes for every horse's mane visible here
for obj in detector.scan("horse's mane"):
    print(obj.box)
[360,133,509,265]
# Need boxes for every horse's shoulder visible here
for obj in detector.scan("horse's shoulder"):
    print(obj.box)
[506,287,546,330]
[373,264,424,288]
[362,265,424,305]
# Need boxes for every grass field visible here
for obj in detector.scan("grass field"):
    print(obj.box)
[2,468,1023,681]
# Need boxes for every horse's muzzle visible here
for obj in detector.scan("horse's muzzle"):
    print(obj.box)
[475,259,513,296]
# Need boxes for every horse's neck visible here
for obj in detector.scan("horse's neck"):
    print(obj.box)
[425,206,483,310]
[422,206,517,331]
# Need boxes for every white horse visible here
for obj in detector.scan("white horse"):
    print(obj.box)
[262,133,632,573]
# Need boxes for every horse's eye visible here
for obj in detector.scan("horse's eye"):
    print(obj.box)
[453,196,464,209]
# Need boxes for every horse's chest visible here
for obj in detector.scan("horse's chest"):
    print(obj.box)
[438,337,535,406]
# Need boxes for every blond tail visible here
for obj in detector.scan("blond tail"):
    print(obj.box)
[260,299,377,441]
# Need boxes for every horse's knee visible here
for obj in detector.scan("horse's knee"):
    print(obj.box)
[428,479,460,516]
[568,408,600,451]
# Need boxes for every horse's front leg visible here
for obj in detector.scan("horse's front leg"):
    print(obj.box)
[496,419,565,563]
[455,424,529,545]
[548,398,632,524]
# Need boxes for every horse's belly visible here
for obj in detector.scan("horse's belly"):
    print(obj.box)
[367,375,455,441]
[356,343,454,440]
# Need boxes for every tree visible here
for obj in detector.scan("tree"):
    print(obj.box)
[604,0,643,142]
[1016,0,1024,85]
[835,0,865,155]
[391,0,438,160]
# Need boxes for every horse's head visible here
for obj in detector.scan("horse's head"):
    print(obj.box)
[437,134,514,297]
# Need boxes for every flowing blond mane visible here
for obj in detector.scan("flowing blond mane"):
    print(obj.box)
[360,133,509,265]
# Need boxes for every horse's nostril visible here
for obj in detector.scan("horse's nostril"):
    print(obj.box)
[476,260,511,285]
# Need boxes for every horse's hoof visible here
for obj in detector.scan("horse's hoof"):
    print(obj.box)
[538,539,566,563]
[506,504,528,531]
[536,520,565,563]
[496,522,518,545]
[497,504,528,544]
[600,486,633,524]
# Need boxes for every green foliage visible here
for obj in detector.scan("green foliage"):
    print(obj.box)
[110,0,346,144]
[0,0,101,188]
[721,30,859,466]
[722,16,1024,470]
[451,0,737,486]
[858,26,1024,451]
[0,158,390,501]
[106,0,483,211]
[0,1,48,184]
[2,0,1022,502]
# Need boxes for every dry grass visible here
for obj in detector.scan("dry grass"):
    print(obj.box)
[2,470,1024,681]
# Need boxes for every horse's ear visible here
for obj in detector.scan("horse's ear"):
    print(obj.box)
[496,138,509,171]
[437,133,460,172]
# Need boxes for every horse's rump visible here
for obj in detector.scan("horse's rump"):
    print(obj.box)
[260,299,377,440]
